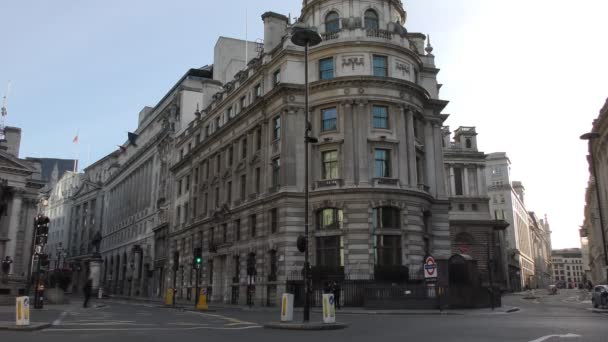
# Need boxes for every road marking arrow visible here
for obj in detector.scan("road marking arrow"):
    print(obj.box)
[529,333,582,342]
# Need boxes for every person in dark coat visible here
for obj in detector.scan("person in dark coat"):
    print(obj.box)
[83,278,93,308]
[331,281,341,310]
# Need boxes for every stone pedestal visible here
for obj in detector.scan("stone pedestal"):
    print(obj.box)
[89,256,103,292]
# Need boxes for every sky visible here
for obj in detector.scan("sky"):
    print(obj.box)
[1,0,606,249]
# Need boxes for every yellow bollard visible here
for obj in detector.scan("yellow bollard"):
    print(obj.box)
[196,288,208,311]
[165,288,174,306]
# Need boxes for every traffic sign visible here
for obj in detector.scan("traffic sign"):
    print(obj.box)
[424,256,438,279]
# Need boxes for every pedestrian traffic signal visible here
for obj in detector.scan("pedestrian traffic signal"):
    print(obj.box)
[193,247,202,266]
[34,215,50,247]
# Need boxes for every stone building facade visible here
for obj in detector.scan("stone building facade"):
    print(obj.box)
[581,97,608,285]
[168,0,451,305]
[442,126,509,290]
[0,127,45,279]
[44,171,82,270]
[551,248,584,289]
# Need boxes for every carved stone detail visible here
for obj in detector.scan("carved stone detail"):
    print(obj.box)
[342,57,364,71]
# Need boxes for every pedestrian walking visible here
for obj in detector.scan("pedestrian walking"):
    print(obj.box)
[331,281,341,310]
[83,278,92,308]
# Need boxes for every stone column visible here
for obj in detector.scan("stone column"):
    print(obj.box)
[433,124,447,197]
[342,102,356,187]
[405,110,417,186]
[4,190,22,274]
[396,107,409,188]
[89,256,103,293]
[449,166,456,196]
[477,166,485,196]
[424,122,436,195]
[463,167,469,196]
[357,101,370,186]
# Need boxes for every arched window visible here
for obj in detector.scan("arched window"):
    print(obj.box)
[325,11,340,33]
[372,207,400,229]
[465,138,472,149]
[317,208,344,230]
[365,9,379,29]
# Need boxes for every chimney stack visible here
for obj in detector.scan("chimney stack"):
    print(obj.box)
[262,12,289,53]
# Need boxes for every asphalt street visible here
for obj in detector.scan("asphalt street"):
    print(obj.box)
[0,289,605,342]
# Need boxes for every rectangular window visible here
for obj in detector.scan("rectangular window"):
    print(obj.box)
[372,105,389,129]
[270,208,278,234]
[194,167,199,185]
[203,193,208,214]
[255,167,261,194]
[176,205,181,225]
[319,58,334,80]
[315,236,344,268]
[273,116,281,140]
[374,149,391,178]
[177,179,183,196]
[227,106,233,119]
[322,150,339,180]
[250,214,257,237]
[240,96,247,112]
[215,187,220,208]
[454,168,463,195]
[373,55,388,77]
[240,175,247,200]
[235,219,241,241]
[204,161,209,180]
[215,116,221,130]
[195,134,200,144]
[272,158,280,187]
[254,84,262,98]
[185,175,191,191]
[193,197,198,218]
[256,127,262,151]
[241,138,247,159]
[205,124,211,137]
[374,235,402,266]
[216,154,221,174]
[321,107,337,132]
[184,202,189,223]
[273,69,281,86]
[226,181,232,204]
[222,223,228,243]
[228,146,233,166]
[180,149,184,160]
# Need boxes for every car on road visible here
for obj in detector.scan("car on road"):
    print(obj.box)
[591,285,608,308]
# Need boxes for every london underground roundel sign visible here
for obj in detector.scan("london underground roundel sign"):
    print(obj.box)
[424,256,438,279]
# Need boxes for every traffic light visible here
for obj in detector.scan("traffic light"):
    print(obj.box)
[297,235,307,253]
[172,251,179,271]
[39,254,50,267]
[34,215,50,247]
[193,247,202,267]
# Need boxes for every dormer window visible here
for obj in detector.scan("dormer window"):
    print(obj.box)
[365,9,379,30]
[325,12,340,33]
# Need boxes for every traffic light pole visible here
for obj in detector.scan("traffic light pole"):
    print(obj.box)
[194,266,200,308]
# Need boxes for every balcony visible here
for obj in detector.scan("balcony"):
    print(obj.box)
[316,179,343,188]
[366,29,392,40]
[321,31,340,41]
[417,184,430,192]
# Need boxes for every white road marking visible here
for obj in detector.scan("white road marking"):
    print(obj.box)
[528,333,582,342]
[52,311,68,326]
[47,325,262,332]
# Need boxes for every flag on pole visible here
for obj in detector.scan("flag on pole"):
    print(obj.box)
[73,131,79,172]
[73,134,79,144]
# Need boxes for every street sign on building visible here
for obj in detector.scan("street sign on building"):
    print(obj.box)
[424,255,438,280]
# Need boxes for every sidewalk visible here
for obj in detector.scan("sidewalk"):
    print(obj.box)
[106,294,519,316]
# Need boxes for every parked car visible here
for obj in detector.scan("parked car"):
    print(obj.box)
[591,285,608,309]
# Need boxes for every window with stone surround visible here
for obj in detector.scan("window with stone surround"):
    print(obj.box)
[250,214,257,238]
[321,107,337,132]
[325,11,340,33]
[372,207,400,230]
[319,57,334,80]
[374,149,391,178]
[317,208,343,230]
[273,116,281,140]
[372,105,389,129]
[240,174,247,200]
[316,236,344,268]
[364,9,379,29]
[374,235,402,267]
[271,158,280,188]
[234,219,241,241]
[322,150,339,179]
[270,208,278,234]
[373,55,388,77]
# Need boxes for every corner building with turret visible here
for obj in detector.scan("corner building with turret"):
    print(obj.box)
[167,0,451,306]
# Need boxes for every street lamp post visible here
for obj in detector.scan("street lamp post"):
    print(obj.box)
[581,132,608,284]
[291,24,322,323]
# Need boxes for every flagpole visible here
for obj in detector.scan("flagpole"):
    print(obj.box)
[245,8,248,64]
[73,132,79,173]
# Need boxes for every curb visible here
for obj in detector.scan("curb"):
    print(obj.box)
[0,322,52,331]
[264,322,348,331]
[505,307,520,313]
[591,309,608,314]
